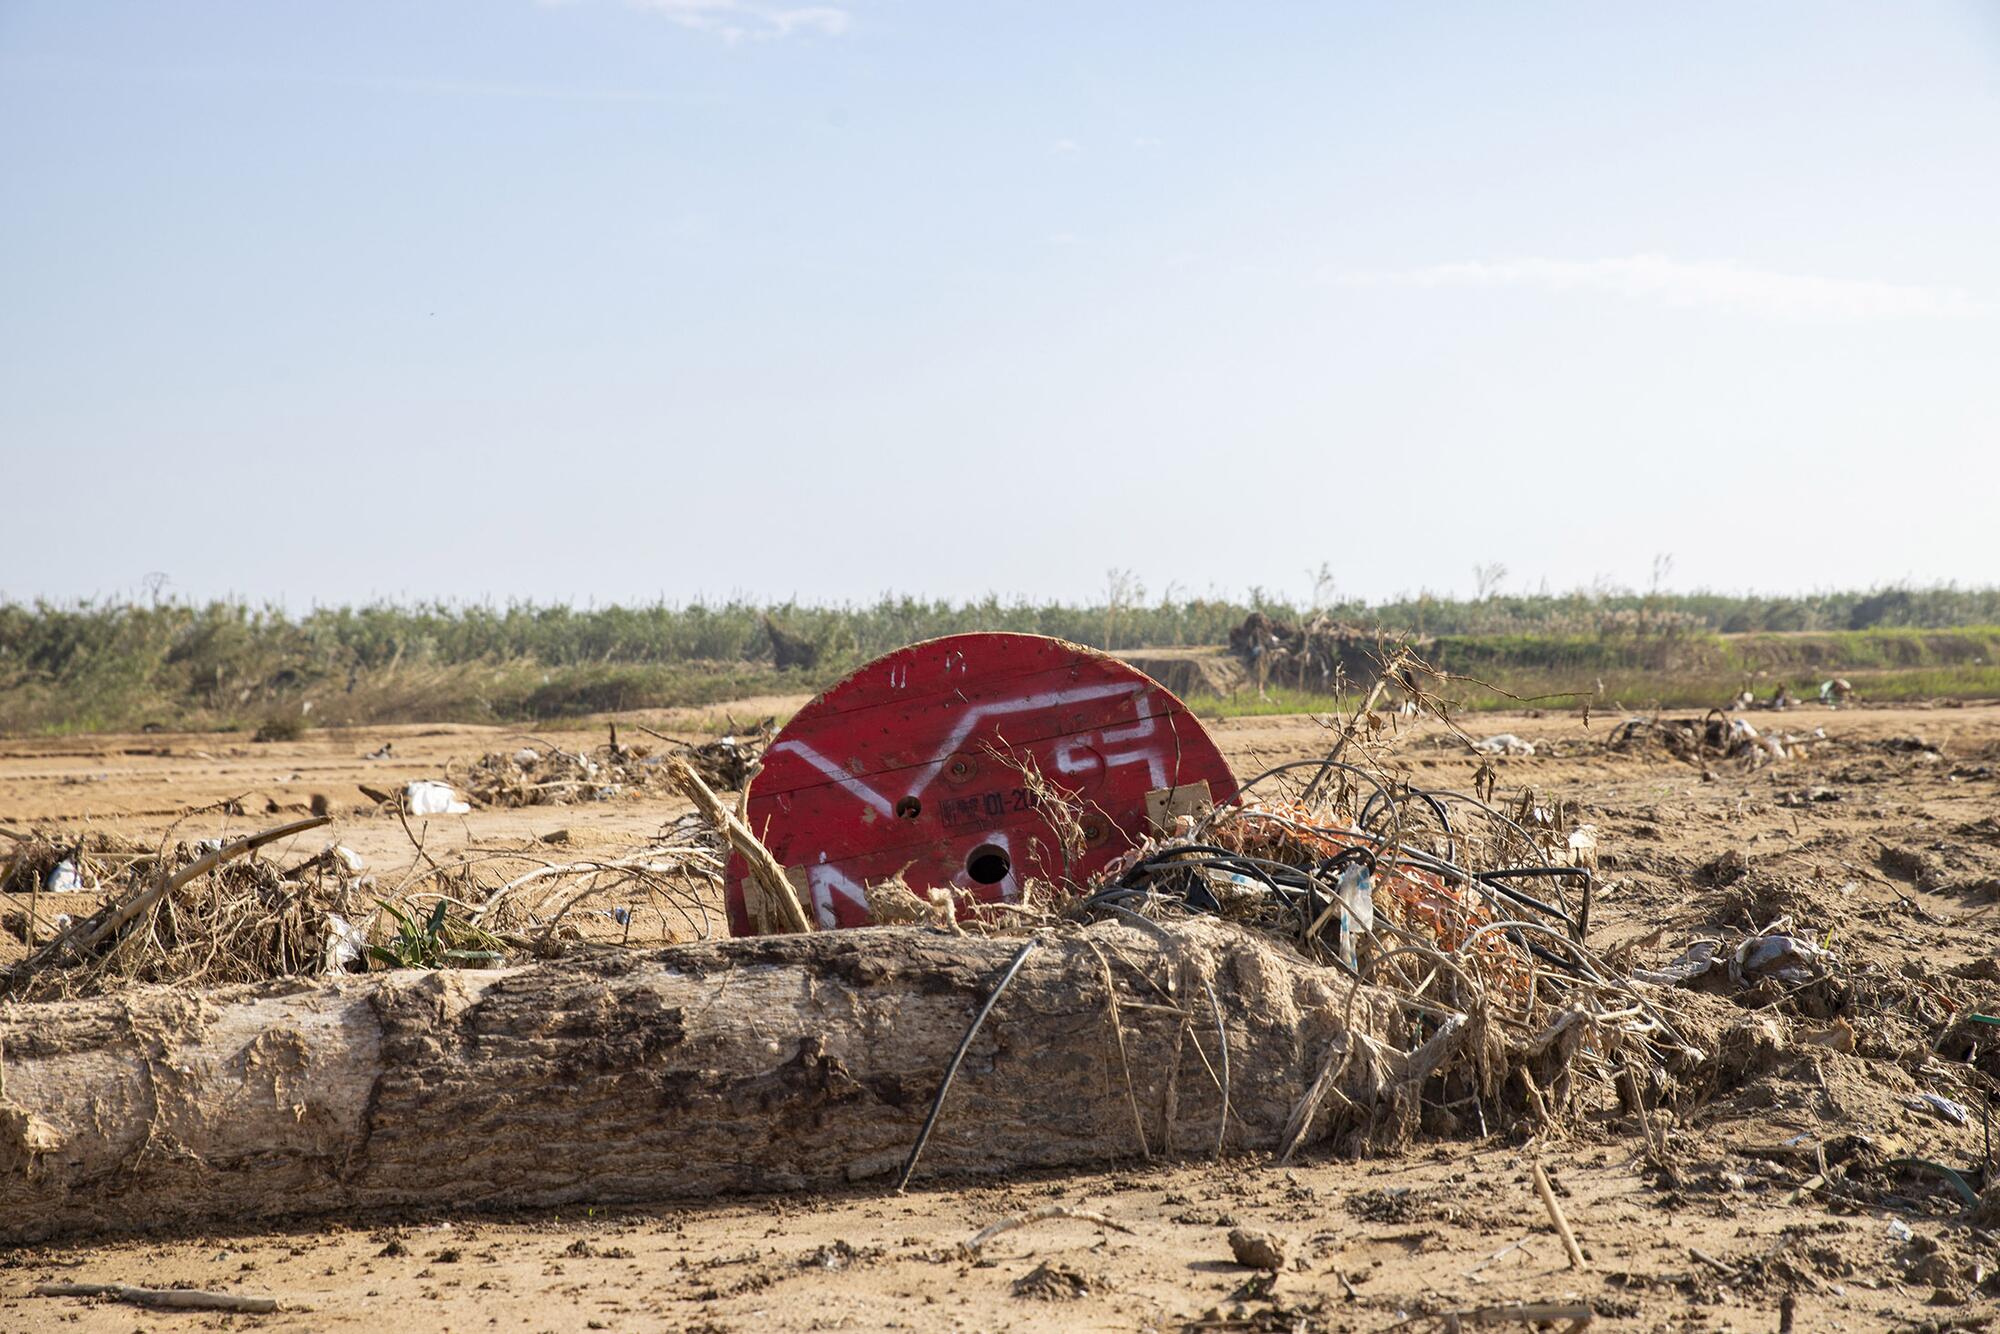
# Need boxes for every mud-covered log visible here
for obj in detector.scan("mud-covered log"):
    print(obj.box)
[0,921,1402,1243]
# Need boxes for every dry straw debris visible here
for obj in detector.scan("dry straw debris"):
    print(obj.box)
[444,720,774,810]
[1,804,731,1000]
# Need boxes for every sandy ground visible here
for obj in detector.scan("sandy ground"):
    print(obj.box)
[3,698,1999,1331]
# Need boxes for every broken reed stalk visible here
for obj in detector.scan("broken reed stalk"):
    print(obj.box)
[1619,1057,1670,1168]
[11,815,331,987]
[1084,939,1150,1158]
[1532,1160,1587,1271]
[1203,976,1231,1159]
[1380,1303,1593,1331]
[662,753,811,934]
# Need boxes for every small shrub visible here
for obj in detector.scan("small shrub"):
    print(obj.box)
[251,714,305,743]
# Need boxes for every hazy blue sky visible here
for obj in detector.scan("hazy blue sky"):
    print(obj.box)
[4,1,1996,609]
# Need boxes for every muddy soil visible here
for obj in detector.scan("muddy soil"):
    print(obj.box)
[3,699,1998,1332]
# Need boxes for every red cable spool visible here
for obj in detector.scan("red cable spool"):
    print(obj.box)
[724,633,1239,935]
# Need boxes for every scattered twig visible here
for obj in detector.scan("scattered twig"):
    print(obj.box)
[1384,1301,1592,1331]
[1854,846,1951,925]
[1533,1161,1587,1271]
[1463,1236,1534,1282]
[1688,1246,1738,1277]
[1619,1056,1671,1171]
[961,1205,1133,1254]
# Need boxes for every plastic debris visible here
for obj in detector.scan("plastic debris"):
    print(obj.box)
[1908,1093,1970,1126]
[1565,825,1599,870]
[1631,940,1722,988]
[1333,859,1375,969]
[1631,931,1829,989]
[42,859,84,893]
[405,780,471,816]
[1730,933,1826,986]
[323,912,369,973]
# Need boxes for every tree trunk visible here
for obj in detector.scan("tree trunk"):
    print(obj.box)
[0,921,1401,1243]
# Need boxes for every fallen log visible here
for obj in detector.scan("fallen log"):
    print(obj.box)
[32,1283,281,1314]
[0,919,1403,1244]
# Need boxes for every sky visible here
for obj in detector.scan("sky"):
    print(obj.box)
[3,1,1997,610]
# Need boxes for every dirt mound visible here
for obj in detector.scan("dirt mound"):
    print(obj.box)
[1012,1260,1110,1300]
[1121,647,1247,699]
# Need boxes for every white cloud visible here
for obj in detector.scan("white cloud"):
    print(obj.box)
[1050,138,1084,157]
[629,0,851,41]
[1331,253,1982,320]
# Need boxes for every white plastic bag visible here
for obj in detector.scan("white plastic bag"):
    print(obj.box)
[323,912,370,973]
[405,780,470,815]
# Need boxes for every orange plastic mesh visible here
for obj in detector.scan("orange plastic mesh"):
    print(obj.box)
[1209,805,1535,997]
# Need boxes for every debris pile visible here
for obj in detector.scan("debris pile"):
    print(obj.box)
[0,828,150,905]
[1608,710,1821,767]
[2,818,368,1000]
[1061,749,1701,1150]
[765,616,823,671]
[2,809,729,1001]
[456,742,659,807]
[1630,924,1831,990]
[446,721,774,809]
[1227,611,1420,691]
[458,811,726,944]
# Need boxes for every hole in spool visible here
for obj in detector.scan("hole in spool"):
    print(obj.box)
[895,796,922,820]
[965,844,1011,885]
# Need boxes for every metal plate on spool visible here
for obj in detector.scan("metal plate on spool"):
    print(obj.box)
[724,633,1239,934]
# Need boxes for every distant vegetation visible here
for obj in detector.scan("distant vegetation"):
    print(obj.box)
[2,587,1997,734]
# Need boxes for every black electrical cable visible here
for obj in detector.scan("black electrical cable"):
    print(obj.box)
[1218,758,1401,846]
[1102,763,1597,967]
[1114,856,1320,934]
[896,936,1039,1193]
[1360,786,1457,866]
[1525,941,1589,975]
[1424,789,1561,872]
[1472,871,1585,927]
